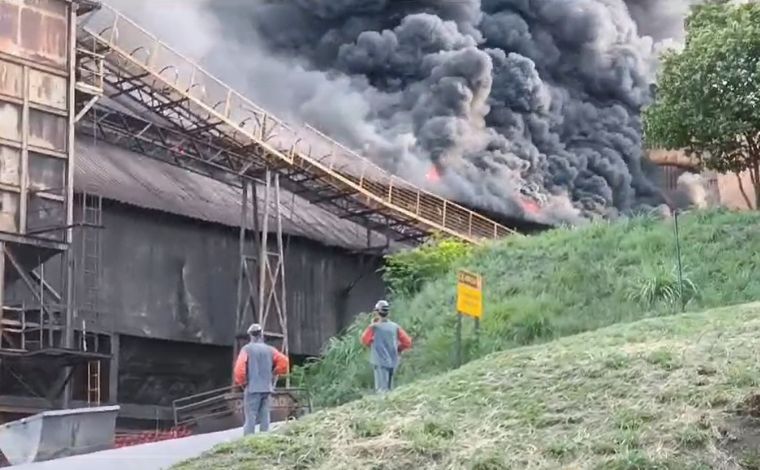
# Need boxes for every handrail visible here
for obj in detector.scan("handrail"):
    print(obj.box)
[76,4,516,243]
[171,386,311,427]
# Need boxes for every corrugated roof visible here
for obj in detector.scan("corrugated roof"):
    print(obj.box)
[74,136,392,251]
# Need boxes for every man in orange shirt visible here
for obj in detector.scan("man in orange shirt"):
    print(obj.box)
[361,300,412,393]
[233,323,289,435]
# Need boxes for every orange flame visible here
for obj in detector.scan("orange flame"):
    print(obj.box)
[521,198,540,214]
[426,166,441,182]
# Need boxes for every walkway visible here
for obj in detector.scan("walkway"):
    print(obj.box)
[11,427,248,470]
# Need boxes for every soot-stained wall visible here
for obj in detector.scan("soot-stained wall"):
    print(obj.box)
[118,335,231,405]
[1,198,385,408]
[99,201,385,356]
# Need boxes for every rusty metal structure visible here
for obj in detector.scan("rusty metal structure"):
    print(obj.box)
[0,0,110,417]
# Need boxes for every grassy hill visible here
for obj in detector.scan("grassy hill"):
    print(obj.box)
[298,210,760,407]
[176,303,760,469]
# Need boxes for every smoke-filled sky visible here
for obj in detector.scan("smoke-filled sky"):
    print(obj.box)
[107,0,701,223]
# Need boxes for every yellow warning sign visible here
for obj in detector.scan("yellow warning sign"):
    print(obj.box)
[456,270,483,319]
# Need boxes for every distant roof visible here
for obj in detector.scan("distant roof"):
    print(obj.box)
[74,136,393,251]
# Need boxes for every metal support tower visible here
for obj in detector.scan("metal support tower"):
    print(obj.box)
[233,172,288,364]
[233,181,258,358]
[257,171,288,356]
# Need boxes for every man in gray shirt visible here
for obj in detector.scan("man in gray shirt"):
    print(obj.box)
[233,323,289,435]
[361,300,413,393]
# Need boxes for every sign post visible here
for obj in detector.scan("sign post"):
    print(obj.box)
[455,270,483,367]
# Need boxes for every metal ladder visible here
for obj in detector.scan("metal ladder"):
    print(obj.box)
[80,193,105,406]
[82,322,102,406]
[87,359,102,406]
[81,193,102,314]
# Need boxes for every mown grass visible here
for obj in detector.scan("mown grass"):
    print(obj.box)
[175,303,760,469]
[297,210,760,407]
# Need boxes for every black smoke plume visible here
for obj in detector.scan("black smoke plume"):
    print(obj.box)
[108,0,697,223]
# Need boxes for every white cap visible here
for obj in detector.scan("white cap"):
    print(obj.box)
[247,323,263,335]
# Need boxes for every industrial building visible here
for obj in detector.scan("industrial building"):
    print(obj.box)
[650,149,737,210]
[0,0,515,444]
[0,133,390,425]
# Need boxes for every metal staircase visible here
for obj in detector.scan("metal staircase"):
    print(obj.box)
[74,4,515,245]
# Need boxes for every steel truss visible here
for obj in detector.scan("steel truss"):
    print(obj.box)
[74,4,515,245]
[76,106,431,243]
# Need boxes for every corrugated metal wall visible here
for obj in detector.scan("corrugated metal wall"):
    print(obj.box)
[3,197,385,405]
[97,201,384,356]
[1,187,386,407]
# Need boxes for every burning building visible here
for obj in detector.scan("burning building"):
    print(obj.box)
[0,0,525,440]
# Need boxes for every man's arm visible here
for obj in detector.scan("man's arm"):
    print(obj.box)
[272,348,290,376]
[397,327,412,352]
[361,325,374,347]
[233,350,248,387]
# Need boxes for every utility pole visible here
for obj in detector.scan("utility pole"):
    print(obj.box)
[673,210,686,313]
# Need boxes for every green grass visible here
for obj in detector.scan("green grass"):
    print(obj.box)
[297,210,760,407]
[175,303,760,469]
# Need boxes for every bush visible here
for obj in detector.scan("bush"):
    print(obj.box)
[381,236,473,297]
[627,265,699,311]
[291,315,374,406]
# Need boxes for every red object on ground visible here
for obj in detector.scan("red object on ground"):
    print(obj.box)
[113,425,193,448]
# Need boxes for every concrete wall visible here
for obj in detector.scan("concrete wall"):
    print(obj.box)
[650,149,757,211]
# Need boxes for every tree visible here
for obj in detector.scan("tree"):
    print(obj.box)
[643,2,760,209]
